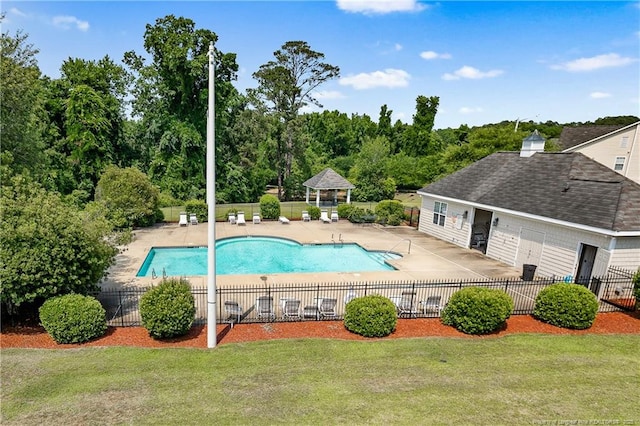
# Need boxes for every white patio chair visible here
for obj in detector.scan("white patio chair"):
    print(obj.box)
[420,296,444,317]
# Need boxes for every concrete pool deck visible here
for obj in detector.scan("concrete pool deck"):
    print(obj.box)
[102,219,522,289]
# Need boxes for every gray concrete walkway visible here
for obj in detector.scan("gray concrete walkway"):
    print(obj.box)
[102,219,522,289]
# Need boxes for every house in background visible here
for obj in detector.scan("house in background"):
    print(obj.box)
[417,131,640,294]
[560,121,640,184]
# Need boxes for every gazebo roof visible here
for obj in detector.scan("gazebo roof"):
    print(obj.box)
[303,168,355,190]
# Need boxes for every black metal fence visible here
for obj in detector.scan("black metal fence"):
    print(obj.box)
[94,272,636,327]
[599,266,638,311]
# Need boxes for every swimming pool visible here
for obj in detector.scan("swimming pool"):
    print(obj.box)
[136,236,400,277]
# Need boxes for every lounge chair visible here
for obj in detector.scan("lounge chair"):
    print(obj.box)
[302,210,311,222]
[397,291,419,318]
[224,301,243,327]
[331,211,339,222]
[344,289,358,305]
[253,212,261,224]
[236,211,246,225]
[282,299,301,320]
[189,213,198,225]
[320,210,331,223]
[279,216,290,224]
[256,296,275,320]
[228,213,236,224]
[420,296,444,317]
[179,212,188,226]
[319,298,337,319]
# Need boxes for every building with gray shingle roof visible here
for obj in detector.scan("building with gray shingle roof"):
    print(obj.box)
[417,132,640,289]
[303,168,355,206]
[560,121,640,185]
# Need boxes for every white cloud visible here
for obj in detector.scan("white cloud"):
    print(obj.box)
[52,15,90,32]
[339,69,410,89]
[590,91,611,99]
[9,7,28,17]
[394,43,403,51]
[550,53,635,72]
[314,90,345,100]
[336,0,426,15]
[420,51,452,60]
[459,106,484,114]
[442,65,503,80]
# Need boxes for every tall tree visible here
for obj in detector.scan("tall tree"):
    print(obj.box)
[249,41,340,199]
[0,24,45,175]
[403,95,439,156]
[350,136,396,202]
[123,15,240,200]
[39,57,128,200]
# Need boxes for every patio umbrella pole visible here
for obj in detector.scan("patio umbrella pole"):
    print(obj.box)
[206,42,217,348]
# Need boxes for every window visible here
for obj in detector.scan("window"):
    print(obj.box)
[614,156,625,172]
[433,201,447,226]
[620,136,628,148]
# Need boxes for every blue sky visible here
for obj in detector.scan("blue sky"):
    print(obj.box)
[3,1,639,129]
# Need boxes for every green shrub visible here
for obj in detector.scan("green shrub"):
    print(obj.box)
[633,270,640,301]
[95,165,160,228]
[374,200,405,225]
[259,194,280,219]
[533,283,598,329]
[307,205,321,220]
[442,287,514,335]
[337,203,355,219]
[158,191,182,208]
[184,199,207,222]
[140,278,196,339]
[39,294,107,344]
[344,294,397,337]
[344,206,376,224]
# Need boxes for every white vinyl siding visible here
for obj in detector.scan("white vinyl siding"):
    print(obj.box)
[609,237,640,270]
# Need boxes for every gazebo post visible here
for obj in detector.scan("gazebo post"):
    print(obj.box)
[315,189,320,207]
[333,189,337,206]
[306,187,310,204]
[347,189,351,204]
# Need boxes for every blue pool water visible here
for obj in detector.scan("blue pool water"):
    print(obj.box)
[136,236,400,277]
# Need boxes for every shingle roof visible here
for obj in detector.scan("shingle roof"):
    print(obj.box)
[303,168,355,190]
[418,152,640,232]
[559,125,626,151]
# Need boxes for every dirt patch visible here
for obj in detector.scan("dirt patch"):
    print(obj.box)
[1,312,638,349]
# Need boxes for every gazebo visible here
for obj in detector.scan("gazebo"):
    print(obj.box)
[302,168,355,207]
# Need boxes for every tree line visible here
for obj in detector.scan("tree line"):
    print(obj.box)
[4,13,637,207]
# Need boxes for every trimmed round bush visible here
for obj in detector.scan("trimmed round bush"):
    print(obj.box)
[344,294,397,337]
[441,287,514,335]
[39,294,107,344]
[140,278,196,339]
[259,194,280,220]
[374,200,405,225]
[533,283,598,329]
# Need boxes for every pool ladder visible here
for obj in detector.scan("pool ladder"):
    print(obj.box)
[384,239,411,257]
[331,233,344,247]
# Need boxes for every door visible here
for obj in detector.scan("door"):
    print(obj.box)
[516,228,545,268]
[576,244,597,285]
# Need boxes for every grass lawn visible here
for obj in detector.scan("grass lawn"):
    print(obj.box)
[2,335,638,425]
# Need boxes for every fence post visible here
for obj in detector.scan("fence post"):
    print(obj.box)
[118,290,124,327]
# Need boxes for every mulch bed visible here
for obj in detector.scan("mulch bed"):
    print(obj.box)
[1,311,639,349]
